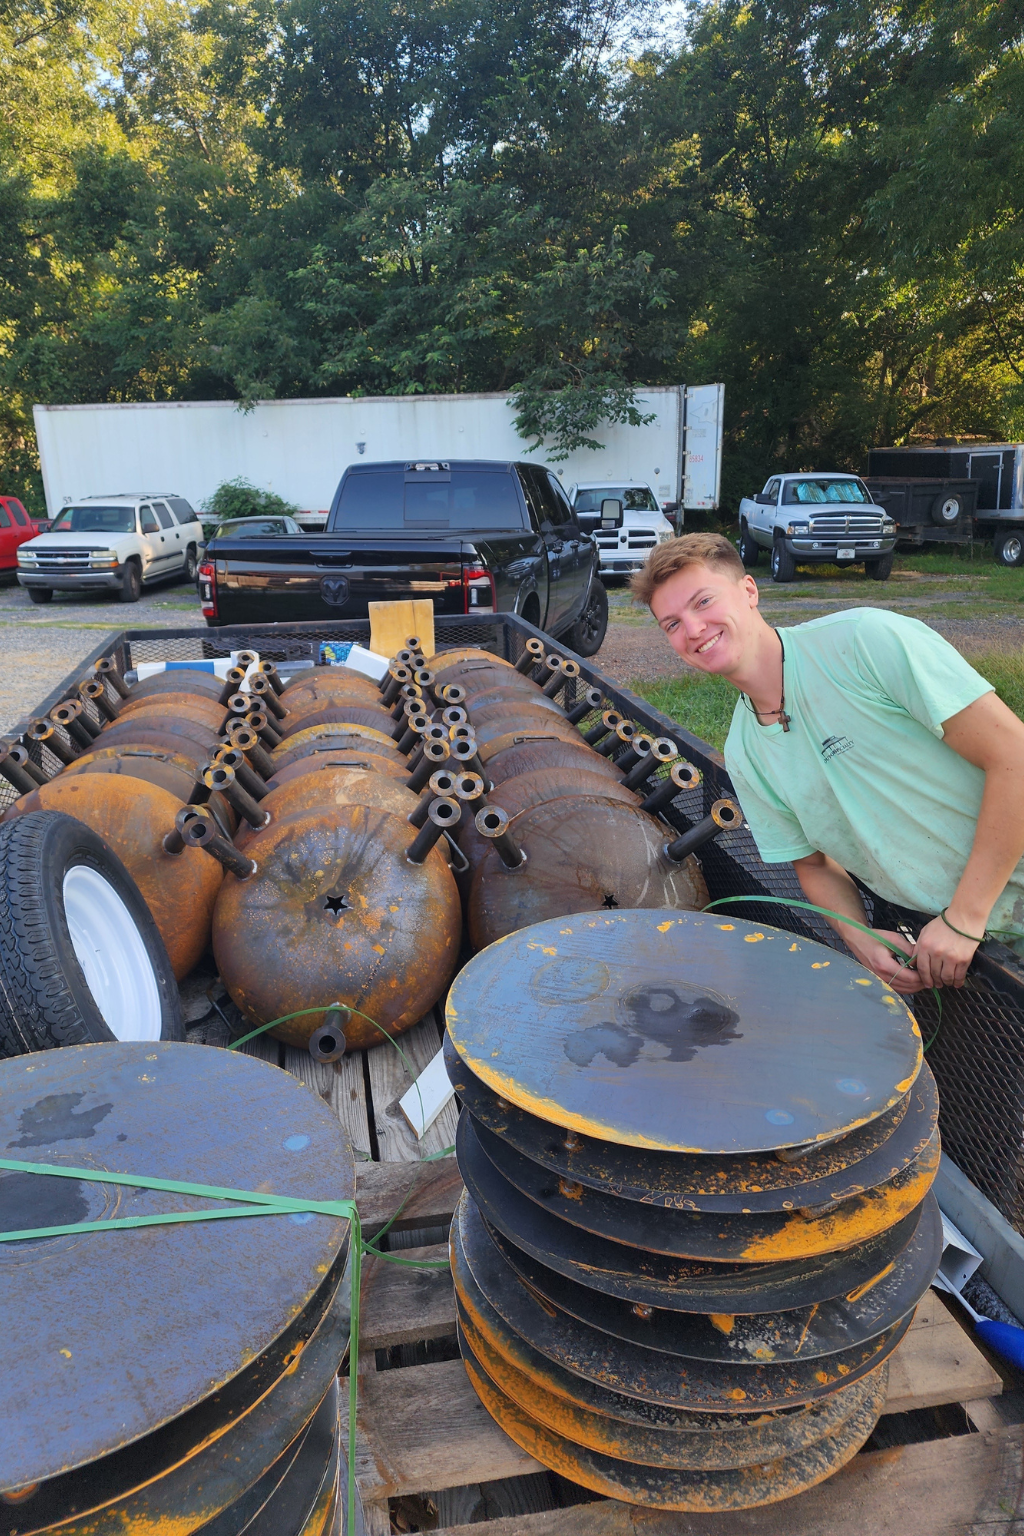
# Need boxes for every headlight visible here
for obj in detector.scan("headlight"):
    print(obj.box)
[17,552,36,564]
[786,523,809,536]
[90,551,118,567]
[657,531,673,543]
[882,522,896,534]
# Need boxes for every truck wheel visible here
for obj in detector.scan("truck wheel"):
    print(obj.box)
[770,541,796,583]
[27,588,53,604]
[567,580,608,657]
[931,493,963,526]
[864,552,894,581]
[738,524,760,567]
[994,530,1024,567]
[0,811,183,1058]
[119,560,142,603]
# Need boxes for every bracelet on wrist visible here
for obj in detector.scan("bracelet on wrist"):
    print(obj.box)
[939,908,985,944]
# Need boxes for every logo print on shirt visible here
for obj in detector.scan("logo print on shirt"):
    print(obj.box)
[821,735,854,763]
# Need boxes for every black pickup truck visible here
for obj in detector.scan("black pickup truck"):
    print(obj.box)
[197,459,610,655]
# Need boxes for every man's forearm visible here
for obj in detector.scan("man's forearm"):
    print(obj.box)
[947,765,1024,936]
[792,854,870,944]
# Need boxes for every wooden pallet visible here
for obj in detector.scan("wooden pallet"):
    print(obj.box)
[239,1015,1017,1536]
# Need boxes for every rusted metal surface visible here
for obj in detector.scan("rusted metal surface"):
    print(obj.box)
[457,1314,886,1472]
[213,804,461,1049]
[476,1182,942,1363]
[466,805,709,951]
[278,705,399,741]
[429,647,514,672]
[459,1334,886,1512]
[269,722,407,771]
[116,692,229,731]
[1,775,222,978]
[0,1042,353,1500]
[62,746,237,838]
[445,1033,939,1214]
[473,713,586,761]
[267,751,410,789]
[446,910,923,1155]
[486,737,625,788]
[125,669,226,702]
[461,1109,940,1262]
[456,768,639,872]
[236,765,419,848]
[97,713,221,757]
[451,1193,912,1410]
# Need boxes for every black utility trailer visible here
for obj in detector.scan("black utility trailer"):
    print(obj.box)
[865,443,1024,564]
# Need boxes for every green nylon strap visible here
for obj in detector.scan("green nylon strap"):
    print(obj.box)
[0,1155,362,1536]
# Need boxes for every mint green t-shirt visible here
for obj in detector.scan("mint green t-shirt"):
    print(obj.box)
[723,608,1024,935]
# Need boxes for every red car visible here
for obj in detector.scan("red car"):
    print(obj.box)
[0,496,49,573]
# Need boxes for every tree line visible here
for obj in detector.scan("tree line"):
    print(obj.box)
[0,0,1021,512]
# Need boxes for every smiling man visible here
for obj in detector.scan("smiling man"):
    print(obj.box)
[632,533,1024,993]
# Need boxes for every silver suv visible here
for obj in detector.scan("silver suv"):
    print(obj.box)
[17,493,204,603]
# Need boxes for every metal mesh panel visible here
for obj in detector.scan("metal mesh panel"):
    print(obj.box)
[12,610,1024,1234]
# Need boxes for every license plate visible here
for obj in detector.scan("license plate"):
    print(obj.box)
[837,547,856,560]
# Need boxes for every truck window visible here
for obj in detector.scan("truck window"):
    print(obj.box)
[763,479,781,502]
[521,465,571,528]
[0,505,10,528]
[168,498,197,525]
[574,486,658,515]
[783,478,871,505]
[6,500,27,525]
[153,502,176,530]
[333,470,526,531]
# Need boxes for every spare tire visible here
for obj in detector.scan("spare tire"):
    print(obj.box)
[931,492,963,526]
[0,811,183,1057]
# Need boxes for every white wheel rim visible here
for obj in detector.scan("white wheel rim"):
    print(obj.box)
[1006,538,1021,562]
[942,499,958,520]
[62,865,163,1041]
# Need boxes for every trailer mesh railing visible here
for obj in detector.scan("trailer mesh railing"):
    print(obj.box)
[13,611,1024,1236]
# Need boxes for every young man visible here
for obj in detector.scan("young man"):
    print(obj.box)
[633,533,1024,994]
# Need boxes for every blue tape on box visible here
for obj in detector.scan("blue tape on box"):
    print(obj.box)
[319,641,355,666]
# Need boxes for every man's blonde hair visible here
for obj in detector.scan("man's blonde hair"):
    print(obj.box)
[630,533,745,606]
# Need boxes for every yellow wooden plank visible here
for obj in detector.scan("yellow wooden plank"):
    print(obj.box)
[368,599,435,661]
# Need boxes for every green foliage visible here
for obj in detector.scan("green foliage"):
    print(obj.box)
[202,478,299,521]
[634,672,739,752]
[0,0,1023,508]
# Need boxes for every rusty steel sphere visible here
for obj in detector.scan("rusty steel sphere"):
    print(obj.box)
[82,723,212,769]
[266,750,411,790]
[61,745,236,836]
[236,766,419,848]
[457,679,554,712]
[115,692,228,732]
[467,795,709,950]
[281,672,386,705]
[2,775,222,978]
[429,648,515,672]
[213,805,461,1050]
[457,768,639,873]
[277,704,398,741]
[99,713,222,753]
[126,669,227,702]
[468,695,567,729]
[269,723,408,776]
[473,712,586,763]
[486,738,625,788]
[278,692,395,730]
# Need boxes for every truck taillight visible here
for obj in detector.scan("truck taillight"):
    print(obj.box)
[197,560,218,618]
[463,566,495,614]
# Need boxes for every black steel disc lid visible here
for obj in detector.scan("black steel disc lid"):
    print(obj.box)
[0,1042,354,1492]
[447,910,922,1154]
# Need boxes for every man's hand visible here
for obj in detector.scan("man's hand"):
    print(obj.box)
[842,928,927,994]
[911,915,978,989]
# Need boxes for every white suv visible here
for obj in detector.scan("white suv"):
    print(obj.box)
[17,494,204,604]
[570,482,675,577]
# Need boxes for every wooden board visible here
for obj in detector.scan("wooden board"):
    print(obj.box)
[366,1012,459,1164]
[428,1425,1024,1536]
[344,1291,1002,1507]
[354,1157,463,1233]
[360,1243,455,1350]
[368,599,435,662]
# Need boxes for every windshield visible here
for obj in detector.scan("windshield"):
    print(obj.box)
[52,505,136,533]
[333,470,525,531]
[214,518,296,538]
[782,479,872,505]
[574,486,658,514]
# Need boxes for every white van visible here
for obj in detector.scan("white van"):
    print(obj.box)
[569,482,675,578]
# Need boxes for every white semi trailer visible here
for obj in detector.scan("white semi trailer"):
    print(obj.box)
[32,384,723,523]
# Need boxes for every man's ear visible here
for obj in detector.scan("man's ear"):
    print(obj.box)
[743,573,760,608]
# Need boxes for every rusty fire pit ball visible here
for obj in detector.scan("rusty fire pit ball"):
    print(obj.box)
[0,1042,354,1534]
[267,751,410,789]
[428,647,515,673]
[277,704,399,741]
[486,737,625,788]
[125,668,227,702]
[466,797,708,950]
[1,776,222,980]
[235,766,419,848]
[114,693,229,732]
[457,768,639,874]
[213,804,461,1050]
[269,723,408,776]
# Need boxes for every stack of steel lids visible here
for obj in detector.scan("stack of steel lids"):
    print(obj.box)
[0,1041,357,1535]
[445,909,941,1512]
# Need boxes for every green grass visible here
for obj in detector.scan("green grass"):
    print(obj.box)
[633,646,1024,753]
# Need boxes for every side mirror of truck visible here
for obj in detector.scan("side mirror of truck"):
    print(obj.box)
[754,492,776,506]
[600,498,624,528]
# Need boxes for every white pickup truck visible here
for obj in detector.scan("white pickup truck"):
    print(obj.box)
[738,472,898,582]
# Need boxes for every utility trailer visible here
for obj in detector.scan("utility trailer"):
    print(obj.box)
[865,444,1024,564]
[14,613,1024,1534]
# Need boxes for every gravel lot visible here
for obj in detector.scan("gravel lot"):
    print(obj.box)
[1,568,1021,736]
